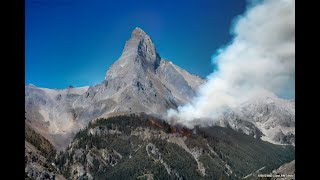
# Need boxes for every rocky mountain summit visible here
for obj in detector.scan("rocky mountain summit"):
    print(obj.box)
[25,27,295,179]
[25,28,294,150]
[25,27,205,150]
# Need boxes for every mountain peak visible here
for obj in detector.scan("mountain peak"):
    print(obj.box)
[106,28,161,79]
[26,84,37,88]
[121,27,156,56]
[131,27,146,38]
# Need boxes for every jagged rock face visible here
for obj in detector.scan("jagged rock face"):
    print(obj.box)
[25,27,205,150]
[106,27,160,79]
[25,27,294,150]
[73,27,204,123]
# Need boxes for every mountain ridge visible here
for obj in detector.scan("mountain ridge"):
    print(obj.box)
[25,27,295,179]
[25,27,294,150]
[25,27,205,150]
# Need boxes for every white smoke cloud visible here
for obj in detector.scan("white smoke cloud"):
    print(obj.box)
[167,0,295,128]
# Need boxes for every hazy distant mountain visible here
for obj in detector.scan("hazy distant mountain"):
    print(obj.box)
[215,91,295,145]
[25,27,205,150]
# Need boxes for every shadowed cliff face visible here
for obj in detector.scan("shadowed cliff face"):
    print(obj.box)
[25,27,205,150]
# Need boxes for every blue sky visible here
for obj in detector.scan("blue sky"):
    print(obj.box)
[25,0,246,89]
